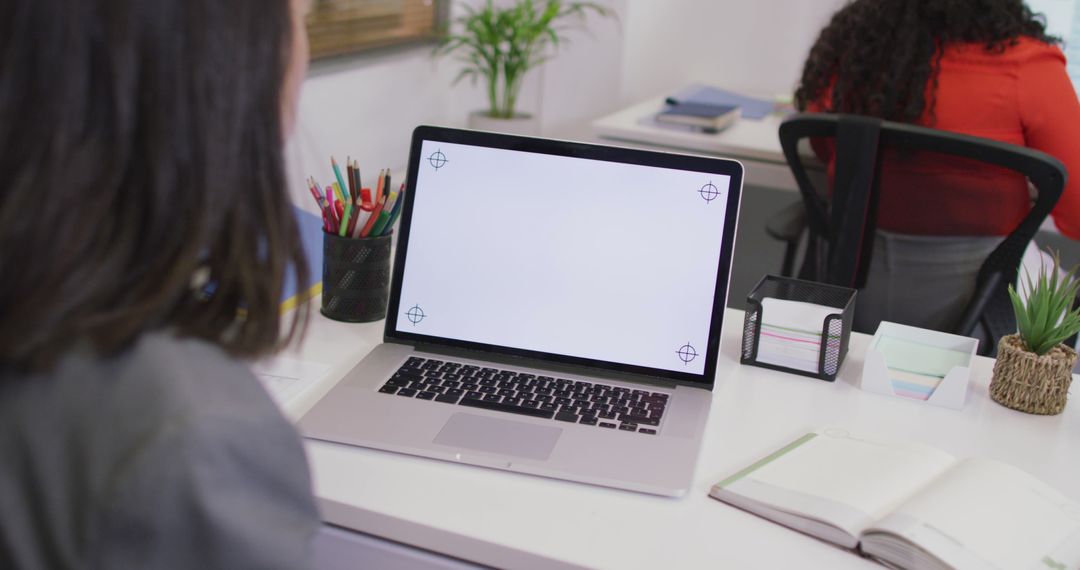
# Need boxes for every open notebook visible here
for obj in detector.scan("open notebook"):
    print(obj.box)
[710,428,1080,570]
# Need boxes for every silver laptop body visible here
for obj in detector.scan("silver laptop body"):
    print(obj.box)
[299,126,744,497]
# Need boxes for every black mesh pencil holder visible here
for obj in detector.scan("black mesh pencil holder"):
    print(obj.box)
[321,231,392,323]
[741,275,856,382]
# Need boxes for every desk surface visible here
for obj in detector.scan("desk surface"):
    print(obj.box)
[590,97,790,165]
[278,307,1080,570]
[580,96,819,192]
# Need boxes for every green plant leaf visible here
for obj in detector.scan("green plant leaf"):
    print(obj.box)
[1009,248,1080,355]
[431,0,614,118]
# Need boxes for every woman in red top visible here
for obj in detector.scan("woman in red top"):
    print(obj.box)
[794,0,1080,333]
[798,0,1080,238]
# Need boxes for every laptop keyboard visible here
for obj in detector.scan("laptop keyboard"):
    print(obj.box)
[377,357,668,435]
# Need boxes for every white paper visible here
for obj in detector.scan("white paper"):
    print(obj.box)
[250,357,331,408]
[756,298,840,373]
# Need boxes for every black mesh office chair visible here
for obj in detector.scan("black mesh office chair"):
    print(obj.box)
[775,113,1066,356]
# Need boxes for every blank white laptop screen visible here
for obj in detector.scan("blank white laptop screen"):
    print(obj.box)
[393,138,734,376]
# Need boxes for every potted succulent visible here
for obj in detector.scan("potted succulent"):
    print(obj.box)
[990,250,1080,415]
[435,0,612,135]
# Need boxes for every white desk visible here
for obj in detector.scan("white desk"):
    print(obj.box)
[587,97,809,192]
[278,307,1080,569]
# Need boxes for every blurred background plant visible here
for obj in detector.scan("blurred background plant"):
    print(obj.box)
[435,0,613,119]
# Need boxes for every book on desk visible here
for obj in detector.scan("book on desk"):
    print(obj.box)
[590,85,791,159]
[665,84,776,121]
[655,102,740,133]
[709,427,1080,570]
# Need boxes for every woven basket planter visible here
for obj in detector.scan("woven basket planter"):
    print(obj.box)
[990,334,1076,415]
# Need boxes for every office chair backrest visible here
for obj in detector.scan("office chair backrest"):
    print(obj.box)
[778,113,1066,355]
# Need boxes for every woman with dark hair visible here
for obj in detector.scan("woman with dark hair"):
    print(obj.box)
[795,0,1080,332]
[0,0,320,567]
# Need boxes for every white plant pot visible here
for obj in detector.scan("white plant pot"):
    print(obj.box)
[467,110,540,136]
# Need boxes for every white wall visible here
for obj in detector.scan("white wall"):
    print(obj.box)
[287,47,458,206]
[287,0,625,204]
[287,0,847,206]
[619,0,847,104]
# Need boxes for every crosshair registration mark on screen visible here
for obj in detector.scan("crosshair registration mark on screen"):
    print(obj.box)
[699,181,720,203]
[406,304,426,325]
[676,342,698,365]
[428,150,448,171]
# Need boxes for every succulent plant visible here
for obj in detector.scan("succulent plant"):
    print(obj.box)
[1007,249,1080,355]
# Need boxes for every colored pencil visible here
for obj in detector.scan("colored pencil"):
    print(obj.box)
[359,193,386,238]
[381,183,406,235]
[369,191,397,237]
[322,186,333,230]
[331,157,349,201]
[307,182,331,232]
[346,158,355,201]
[345,196,361,236]
[352,159,361,198]
[351,208,373,238]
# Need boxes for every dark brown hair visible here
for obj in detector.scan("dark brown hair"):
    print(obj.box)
[795,0,1057,123]
[0,0,308,372]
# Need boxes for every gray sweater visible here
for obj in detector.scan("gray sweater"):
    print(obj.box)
[0,333,319,569]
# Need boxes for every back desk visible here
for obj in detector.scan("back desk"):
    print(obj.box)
[282,307,1080,569]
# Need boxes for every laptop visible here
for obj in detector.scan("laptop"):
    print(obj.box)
[299,126,743,497]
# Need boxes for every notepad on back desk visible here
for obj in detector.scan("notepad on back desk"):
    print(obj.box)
[710,427,1080,570]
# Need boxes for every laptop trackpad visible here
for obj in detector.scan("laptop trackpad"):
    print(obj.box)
[433,413,561,461]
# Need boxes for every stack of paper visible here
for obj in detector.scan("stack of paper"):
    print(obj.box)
[755,298,840,373]
[874,336,970,400]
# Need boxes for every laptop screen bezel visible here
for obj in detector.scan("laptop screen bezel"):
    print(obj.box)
[383,125,743,389]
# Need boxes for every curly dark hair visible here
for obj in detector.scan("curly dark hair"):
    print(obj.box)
[795,0,1058,123]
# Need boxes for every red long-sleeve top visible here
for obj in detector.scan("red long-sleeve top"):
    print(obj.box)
[808,37,1080,239]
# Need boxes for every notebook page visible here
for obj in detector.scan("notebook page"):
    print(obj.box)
[866,458,1080,569]
[719,428,956,538]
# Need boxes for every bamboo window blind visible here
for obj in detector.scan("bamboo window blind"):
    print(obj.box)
[306,0,446,59]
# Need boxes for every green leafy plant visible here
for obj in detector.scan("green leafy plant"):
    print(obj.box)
[435,0,612,119]
[1007,249,1080,355]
